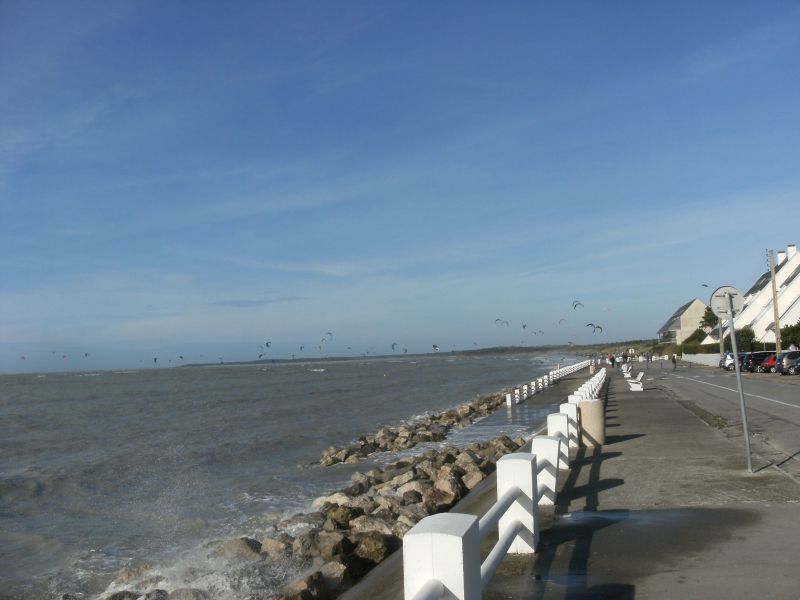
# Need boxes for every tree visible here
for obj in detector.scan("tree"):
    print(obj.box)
[725,326,756,352]
[700,306,719,329]
[781,320,800,347]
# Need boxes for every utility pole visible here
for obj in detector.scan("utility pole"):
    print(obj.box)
[768,250,782,353]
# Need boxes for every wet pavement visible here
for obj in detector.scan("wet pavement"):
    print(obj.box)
[344,368,800,600]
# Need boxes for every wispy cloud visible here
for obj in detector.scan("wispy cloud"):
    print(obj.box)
[685,10,800,78]
[213,297,307,308]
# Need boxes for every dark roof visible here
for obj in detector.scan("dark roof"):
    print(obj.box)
[744,270,771,298]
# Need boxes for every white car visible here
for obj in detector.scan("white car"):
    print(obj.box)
[720,352,735,369]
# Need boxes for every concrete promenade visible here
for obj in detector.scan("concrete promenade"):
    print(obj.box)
[345,367,800,599]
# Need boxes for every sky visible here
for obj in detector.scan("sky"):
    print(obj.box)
[2,1,799,373]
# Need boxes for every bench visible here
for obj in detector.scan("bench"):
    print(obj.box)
[627,372,644,391]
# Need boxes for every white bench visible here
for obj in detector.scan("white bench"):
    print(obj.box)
[627,372,644,391]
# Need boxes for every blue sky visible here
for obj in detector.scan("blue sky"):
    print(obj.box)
[2,1,799,373]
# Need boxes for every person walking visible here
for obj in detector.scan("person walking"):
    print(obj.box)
[671,354,677,371]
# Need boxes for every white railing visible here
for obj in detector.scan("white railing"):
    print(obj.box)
[403,368,605,600]
[505,359,591,406]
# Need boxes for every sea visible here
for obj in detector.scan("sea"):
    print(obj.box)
[0,352,576,599]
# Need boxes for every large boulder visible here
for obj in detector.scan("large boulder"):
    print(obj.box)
[292,530,320,560]
[319,560,354,597]
[322,505,363,531]
[398,502,430,522]
[109,593,141,600]
[461,468,486,490]
[279,512,326,532]
[311,492,352,510]
[281,571,329,600]
[261,533,293,560]
[420,487,458,513]
[216,537,261,561]
[433,465,467,500]
[143,592,168,600]
[316,531,356,560]
[352,531,399,566]
[348,515,394,536]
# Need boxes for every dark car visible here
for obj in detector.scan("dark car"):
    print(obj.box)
[759,353,777,373]
[779,350,800,375]
[744,351,774,372]
[774,351,792,373]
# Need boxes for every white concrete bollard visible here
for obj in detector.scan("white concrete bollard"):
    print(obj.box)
[530,436,560,505]
[559,403,580,449]
[546,413,570,467]
[506,392,513,407]
[497,453,539,553]
[403,513,481,600]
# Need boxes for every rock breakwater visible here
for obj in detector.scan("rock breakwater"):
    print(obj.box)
[103,434,525,600]
[319,392,508,465]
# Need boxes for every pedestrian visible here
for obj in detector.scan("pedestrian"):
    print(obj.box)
[671,354,677,371]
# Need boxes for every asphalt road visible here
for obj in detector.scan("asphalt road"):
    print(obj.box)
[650,362,800,480]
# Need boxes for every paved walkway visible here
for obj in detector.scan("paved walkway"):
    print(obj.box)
[345,368,800,599]
[489,369,800,599]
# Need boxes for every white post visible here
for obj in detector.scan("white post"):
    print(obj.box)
[559,403,580,449]
[506,392,512,407]
[546,413,570,467]
[497,453,539,553]
[530,436,560,505]
[403,513,481,600]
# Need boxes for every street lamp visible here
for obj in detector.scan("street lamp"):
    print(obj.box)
[702,284,725,357]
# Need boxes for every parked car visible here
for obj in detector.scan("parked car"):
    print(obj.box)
[774,351,792,373]
[726,352,751,371]
[779,350,800,375]
[744,351,774,372]
[719,352,733,368]
[759,353,777,373]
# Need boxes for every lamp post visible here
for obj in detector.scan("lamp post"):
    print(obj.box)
[702,284,725,357]
[710,286,752,473]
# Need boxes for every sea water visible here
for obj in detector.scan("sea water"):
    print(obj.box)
[0,353,574,599]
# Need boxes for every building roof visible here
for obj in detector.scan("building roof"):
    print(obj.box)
[744,270,771,298]
[657,299,696,334]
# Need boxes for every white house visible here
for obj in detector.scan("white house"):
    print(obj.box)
[702,243,799,345]
[658,298,707,344]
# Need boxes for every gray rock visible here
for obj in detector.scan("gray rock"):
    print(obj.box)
[143,591,169,600]
[109,593,141,600]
